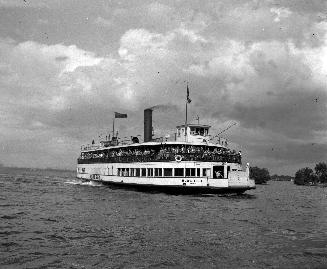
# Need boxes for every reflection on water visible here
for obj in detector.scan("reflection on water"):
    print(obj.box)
[0,168,327,268]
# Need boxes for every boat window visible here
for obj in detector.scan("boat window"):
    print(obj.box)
[186,168,195,177]
[174,168,184,177]
[155,168,162,177]
[197,168,200,177]
[213,166,224,179]
[130,168,134,176]
[202,168,207,177]
[164,168,172,177]
[135,168,140,177]
[141,168,146,177]
[147,168,153,177]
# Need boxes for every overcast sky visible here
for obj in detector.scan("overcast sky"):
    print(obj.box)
[0,0,326,174]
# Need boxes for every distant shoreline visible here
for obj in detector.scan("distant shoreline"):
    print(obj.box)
[294,182,327,187]
[0,165,74,173]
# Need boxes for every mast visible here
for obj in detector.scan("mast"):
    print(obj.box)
[112,114,115,138]
[185,83,191,142]
[185,99,188,142]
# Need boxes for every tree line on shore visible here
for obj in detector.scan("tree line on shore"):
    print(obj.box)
[246,162,327,186]
[250,166,271,184]
[294,162,327,185]
[249,166,290,184]
[270,174,294,181]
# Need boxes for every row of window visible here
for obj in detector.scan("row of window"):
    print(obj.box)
[177,127,209,137]
[117,167,210,177]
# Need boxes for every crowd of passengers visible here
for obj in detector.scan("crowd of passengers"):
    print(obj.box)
[79,145,241,163]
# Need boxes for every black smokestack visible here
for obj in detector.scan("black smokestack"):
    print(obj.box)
[144,108,153,142]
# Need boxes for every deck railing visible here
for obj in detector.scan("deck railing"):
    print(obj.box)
[77,152,241,164]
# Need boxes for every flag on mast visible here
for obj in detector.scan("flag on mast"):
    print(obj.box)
[114,112,127,118]
[187,84,192,103]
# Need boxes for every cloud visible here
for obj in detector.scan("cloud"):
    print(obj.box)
[186,40,253,79]
[226,40,327,139]
[1,1,327,173]
[94,16,113,28]
[119,28,174,61]
[0,39,104,100]
[0,0,47,8]
[179,36,327,142]
[0,0,65,9]
[270,7,292,22]
[176,23,208,43]
[269,0,327,14]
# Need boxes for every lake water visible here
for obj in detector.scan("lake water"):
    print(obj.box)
[1,168,327,268]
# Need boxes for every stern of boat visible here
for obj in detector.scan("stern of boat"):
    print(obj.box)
[228,163,256,190]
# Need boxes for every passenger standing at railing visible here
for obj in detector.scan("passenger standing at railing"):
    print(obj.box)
[165,149,169,159]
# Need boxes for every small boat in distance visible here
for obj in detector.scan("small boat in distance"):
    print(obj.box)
[77,102,255,194]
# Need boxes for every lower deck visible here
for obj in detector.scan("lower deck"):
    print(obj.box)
[79,177,255,195]
[76,161,255,193]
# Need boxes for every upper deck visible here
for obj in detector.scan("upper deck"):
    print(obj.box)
[78,110,240,164]
[78,141,241,165]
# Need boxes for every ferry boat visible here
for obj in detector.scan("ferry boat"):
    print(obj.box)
[76,107,256,194]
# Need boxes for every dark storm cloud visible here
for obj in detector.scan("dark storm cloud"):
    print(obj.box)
[269,0,327,14]
[228,88,327,139]
[248,140,327,166]
[200,40,327,142]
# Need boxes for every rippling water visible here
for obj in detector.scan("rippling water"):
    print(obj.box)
[1,168,327,268]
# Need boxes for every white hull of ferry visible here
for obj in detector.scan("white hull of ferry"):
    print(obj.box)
[77,162,255,194]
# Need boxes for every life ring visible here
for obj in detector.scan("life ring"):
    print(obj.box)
[175,155,182,162]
